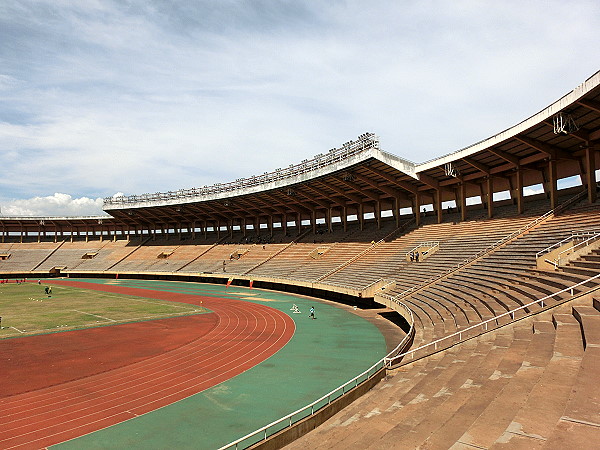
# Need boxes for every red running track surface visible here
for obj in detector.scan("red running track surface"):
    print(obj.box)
[0,280,295,449]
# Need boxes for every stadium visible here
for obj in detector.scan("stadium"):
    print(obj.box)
[1,68,600,449]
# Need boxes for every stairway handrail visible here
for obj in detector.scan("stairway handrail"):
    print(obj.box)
[536,230,600,258]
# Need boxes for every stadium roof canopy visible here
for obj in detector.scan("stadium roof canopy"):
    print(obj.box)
[2,71,600,236]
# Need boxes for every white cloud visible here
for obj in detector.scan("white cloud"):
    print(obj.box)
[0,193,107,217]
[523,185,545,197]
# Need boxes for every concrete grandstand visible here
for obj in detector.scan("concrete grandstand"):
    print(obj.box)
[1,70,600,448]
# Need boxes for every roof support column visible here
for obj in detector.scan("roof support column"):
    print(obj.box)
[358,204,364,231]
[203,221,207,240]
[585,145,597,204]
[268,215,273,237]
[393,197,400,227]
[515,168,524,214]
[20,225,24,244]
[459,183,467,222]
[548,159,558,210]
[297,212,301,236]
[435,190,443,224]
[217,220,221,239]
[413,193,421,226]
[327,208,333,233]
[486,177,494,219]
[282,214,287,236]
[192,221,196,240]
[342,206,347,232]
[311,210,316,234]
[375,201,381,229]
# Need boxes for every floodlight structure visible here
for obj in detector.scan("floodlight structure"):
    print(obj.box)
[553,112,579,135]
[444,162,460,178]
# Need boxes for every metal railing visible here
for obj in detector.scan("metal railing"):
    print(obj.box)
[385,272,600,366]
[406,241,440,257]
[104,133,379,206]
[541,231,600,268]
[218,299,415,450]
[392,189,587,301]
[536,230,600,258]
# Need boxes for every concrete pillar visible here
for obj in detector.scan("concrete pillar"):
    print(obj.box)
[282,214,287,236]
[342,206,347,232]
[297,212,301,235]
[585,145,597,204]
[375,201,381,229]
[311,210,316,234]
[435,190,443,224]
[515,168,524,214]
[359,204,364,231]
[413,193,421,226]
[487,177,494,219]
[548,159,558,210]
[393,197,400,227]
[460,183,467,221]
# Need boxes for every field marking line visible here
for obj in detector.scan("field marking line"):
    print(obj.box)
[10,326,24,333]
[72,310,116,322]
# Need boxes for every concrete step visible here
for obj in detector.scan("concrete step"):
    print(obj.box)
[417,325,534,449]
[367,330,515,449]
[490,314,584,448]
[453,321,555,448]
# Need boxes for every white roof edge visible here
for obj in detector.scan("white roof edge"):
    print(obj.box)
[415,70,600,173]
[104,147,416,211]
[0,215,111,221]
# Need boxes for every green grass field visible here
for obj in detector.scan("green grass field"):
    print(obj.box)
[0,282,209,339]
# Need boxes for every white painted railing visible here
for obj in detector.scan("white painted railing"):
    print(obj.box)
[537,231,600,268]
[406,241,439,258]
[536,230,600,258]
[384,273,600,366]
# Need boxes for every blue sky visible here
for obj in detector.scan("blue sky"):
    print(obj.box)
[1,1,599,216]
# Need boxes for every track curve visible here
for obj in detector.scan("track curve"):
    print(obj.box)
[0,280,295,449]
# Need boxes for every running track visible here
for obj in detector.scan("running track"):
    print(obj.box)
[0,280,295,449]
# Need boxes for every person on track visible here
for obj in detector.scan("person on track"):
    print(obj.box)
[309,306,315,319]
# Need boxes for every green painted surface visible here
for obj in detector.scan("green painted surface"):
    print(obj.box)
[53,279,386,449]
